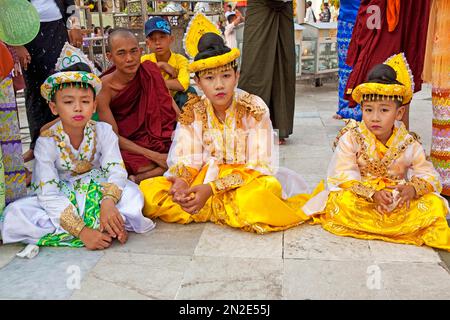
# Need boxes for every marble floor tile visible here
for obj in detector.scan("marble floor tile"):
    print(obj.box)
[380,262,450,299]
[72,252,191,300]
[283,259,389,299]
[0,247,103,299]
[194,224,283,259]
[176,256,283,300]
[0,243,25,269]
[284,225,372,261]
[109,220,205,256]
[369,240,441,263]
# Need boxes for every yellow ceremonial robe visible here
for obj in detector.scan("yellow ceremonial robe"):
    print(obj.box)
[139,90,321,234]
[302,120,450,250]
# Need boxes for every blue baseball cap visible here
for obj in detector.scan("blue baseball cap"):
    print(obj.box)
[145,17,171,37]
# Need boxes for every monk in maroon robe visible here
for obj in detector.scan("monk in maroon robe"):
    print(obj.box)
[97,29,177,183]
[344,0,431,128]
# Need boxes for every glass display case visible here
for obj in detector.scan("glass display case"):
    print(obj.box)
[294,23,305,77]
[300,22,338,76]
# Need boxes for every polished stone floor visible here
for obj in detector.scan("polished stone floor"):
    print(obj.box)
[1,81,450,299]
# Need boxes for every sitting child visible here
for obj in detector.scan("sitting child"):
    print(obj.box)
[141,17,196,109]
[0,62,155,250]
[303,54,450,250]
[139,21,321,234]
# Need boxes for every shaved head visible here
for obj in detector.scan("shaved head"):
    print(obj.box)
[108,28,138,51]
[106,28,141,75]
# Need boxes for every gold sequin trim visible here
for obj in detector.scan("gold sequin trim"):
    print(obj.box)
[333,119,359,150]
[101,183,123,204]
[197,60,238,77]
[351,127,415,179]
[236,92,266,123]
[211,173,244,193]
[41,121,97,176]
[60,205,85,237]
[408,176,433,198]
[169,163,195,185]
[177,95,208,130]
[350,182,375,202]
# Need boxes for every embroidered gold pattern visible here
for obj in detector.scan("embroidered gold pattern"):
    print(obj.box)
[211,173,244,193]
[351,127,415,179]
[236,93,266,123]
[350,182,376,202]
[333,119,359,150]
[408,176,433,198]
[42,121,97,176]
[169,163,195,185]
[60,205,85,237]
[197,60,238,77]
[101,183,123,204]
[177,94,208,130]
[177,94,200,125]
[40,129,53,138]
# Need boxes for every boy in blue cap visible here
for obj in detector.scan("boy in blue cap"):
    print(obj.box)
[141,17,196,109]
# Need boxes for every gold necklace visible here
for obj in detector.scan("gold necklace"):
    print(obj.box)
[52,121,97,176]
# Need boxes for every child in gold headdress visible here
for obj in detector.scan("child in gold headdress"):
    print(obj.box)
[139,14,320,234]
[303,53,450,250]
[0,62,154,250]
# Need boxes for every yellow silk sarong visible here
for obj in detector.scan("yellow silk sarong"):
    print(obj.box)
[140,164,323,234]
[312,187,450,250]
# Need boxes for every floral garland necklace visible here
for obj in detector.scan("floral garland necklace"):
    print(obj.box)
[42,120,97,176]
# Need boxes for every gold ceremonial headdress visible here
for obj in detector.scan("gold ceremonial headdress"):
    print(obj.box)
[352,53,414,105]
[183,13,240,75]
[40,42,102,101]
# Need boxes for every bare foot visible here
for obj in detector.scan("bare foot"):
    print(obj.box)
[22,149,34,163]
[25,168,32,186]
[277,138,287,145]
[117,230,128,244]
[332,114,343,120]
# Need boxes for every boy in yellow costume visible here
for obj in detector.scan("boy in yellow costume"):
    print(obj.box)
[303,53,450,250]
[139,14,320,234]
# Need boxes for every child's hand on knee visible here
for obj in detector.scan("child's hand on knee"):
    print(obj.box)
[100,198,125,238]
[167,177,191,204]
[180,184,213,214]
[388,184,416,209]
[373,190,393,214]
[79,227,112,250]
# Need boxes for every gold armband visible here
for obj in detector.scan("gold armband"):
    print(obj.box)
[169,164,196,185]
[350,182,376,202]
[408,176,434,198]
[210,173,245,194]
[101,183,123,204]
[60,205,85,237]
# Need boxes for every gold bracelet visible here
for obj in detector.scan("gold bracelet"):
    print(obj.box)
[350,182,376,202]
[169,164,195,185]
[102,194,119,204]
[408,176,433,198]
[60,205,85,237]
[101,183,122,205]
[211,173,244,194]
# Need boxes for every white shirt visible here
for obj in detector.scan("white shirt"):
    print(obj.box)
[224,23,237,49]
[31,0,63,22]
[305,7,315,23]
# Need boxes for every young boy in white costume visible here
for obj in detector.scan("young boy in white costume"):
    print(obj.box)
[0,61,154,250]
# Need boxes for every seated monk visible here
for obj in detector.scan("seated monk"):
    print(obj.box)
[97,29,178,183]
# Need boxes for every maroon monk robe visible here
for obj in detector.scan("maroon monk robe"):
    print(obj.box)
[344,0,431,107]
[102,61,177,175]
